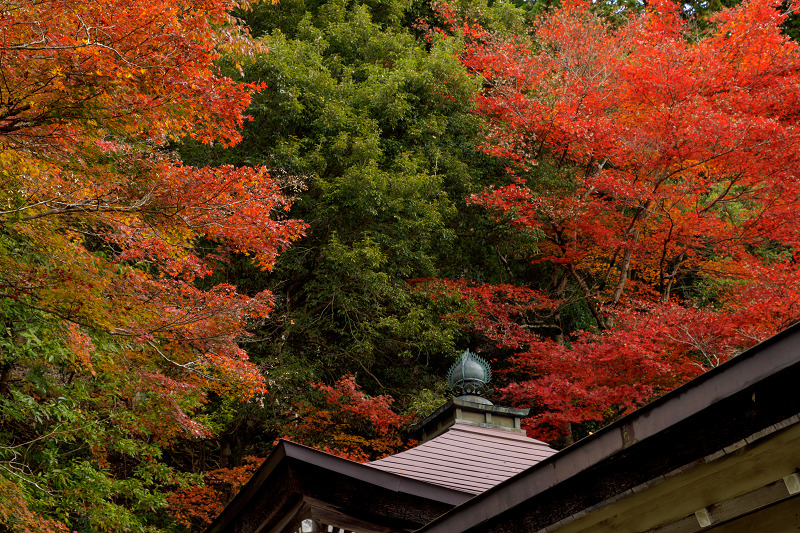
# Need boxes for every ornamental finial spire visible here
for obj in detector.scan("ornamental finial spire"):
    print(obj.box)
[446,350,492,401]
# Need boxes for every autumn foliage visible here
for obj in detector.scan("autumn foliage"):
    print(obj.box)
[282,375,416,462]
[0,0,304,529]
[167,457,265,531]
[5,0,800,526]
[436,0,800,441]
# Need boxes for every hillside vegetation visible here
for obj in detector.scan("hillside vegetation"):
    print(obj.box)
[2,0,800,529]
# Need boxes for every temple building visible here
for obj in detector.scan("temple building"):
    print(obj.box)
[207,323,800,533]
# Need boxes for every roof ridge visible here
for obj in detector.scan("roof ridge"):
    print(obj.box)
[449,423,550,444]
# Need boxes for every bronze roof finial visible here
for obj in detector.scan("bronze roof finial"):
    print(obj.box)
[446,349,492,400]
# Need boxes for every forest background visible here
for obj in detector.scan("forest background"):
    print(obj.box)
[2,0,800,529]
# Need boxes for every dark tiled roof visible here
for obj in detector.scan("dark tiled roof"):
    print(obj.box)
[366,424,556,494]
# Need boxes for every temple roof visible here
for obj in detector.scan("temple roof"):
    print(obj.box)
[419,321,800,533]
[367,423,556,494]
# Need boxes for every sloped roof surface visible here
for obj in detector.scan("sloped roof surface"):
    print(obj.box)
[366,423,556,494]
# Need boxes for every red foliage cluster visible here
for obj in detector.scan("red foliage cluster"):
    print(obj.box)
[0,0,308,527]
[282,375,416,462]
[429,0,800,440]
[167,457,266,530]
[1,0,307,443]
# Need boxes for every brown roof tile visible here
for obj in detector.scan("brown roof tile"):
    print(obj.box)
[366,424,556,494]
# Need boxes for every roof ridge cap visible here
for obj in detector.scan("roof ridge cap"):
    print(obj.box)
[449,423,551,445]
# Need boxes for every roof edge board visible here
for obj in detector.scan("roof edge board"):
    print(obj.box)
[206,441,289,533]
[282,441,473,504]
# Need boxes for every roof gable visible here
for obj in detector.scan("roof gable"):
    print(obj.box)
[206,440,471,533]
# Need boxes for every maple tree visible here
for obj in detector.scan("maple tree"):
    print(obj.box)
[167,456,265,531]
[426,0,800,442]
[281,374,416,462]
[0,0,305,529]
[164,376,415,529]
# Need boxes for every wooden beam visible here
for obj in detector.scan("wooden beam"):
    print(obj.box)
[306,497,400,533]
[535,417,800,533]
[649,479,800,533]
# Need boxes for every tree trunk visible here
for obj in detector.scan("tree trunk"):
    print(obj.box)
[0,363,11,396]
